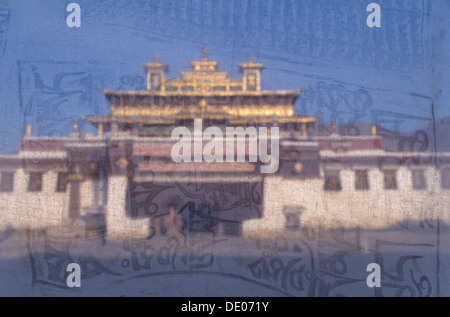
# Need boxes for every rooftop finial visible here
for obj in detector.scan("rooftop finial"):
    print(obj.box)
[371,124,377,136]
[249,52,253,63]
[26,123,32,137]
[202,43,208,61]
[155,53,159,63]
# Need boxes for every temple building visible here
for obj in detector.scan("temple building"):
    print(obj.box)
[0,46,449,238]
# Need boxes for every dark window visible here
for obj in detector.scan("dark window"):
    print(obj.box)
[150,72,161,91]
[412,170,426,190]
[384,170,397,190]
[285,212,300,230]
[441,169,450,189]
[324,170,342,191]
[28,172,42,192]
[181,86,194,92]
[213,86,226,91]
[230,86,242,91]
[0,172,14,192]
[165,86,178,92]
[246,72,257,91]
[56,172,68,192]
[355,170,369,190]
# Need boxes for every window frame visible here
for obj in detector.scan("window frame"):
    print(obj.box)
[441,168,450,189]
[150,72,161,91]
[411,169,427,190]
[0,172,14,192]
[56,172,68,193]
[246,72,257,91]
[324,169,342,191]
[284,212,300,230]
[383,169,398,190]
[355,169,370,191]
[28,172,43,192]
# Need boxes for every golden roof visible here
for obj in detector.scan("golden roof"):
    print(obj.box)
[86,46,317,127]
[100,88,303,98]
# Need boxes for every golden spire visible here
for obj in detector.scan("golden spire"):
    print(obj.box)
[371,124,377,136]
[154,53,159,63]
[26,123,32,137]
[98,123,103,136]
[73,119,78,133]
[239,53,264,72]
[202,43,208,61]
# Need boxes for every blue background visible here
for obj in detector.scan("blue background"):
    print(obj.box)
[0,0,449,154]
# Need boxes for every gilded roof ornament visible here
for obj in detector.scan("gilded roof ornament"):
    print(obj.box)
[143,53,168,72]
[239,53,264,71]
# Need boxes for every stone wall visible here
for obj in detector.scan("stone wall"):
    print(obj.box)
[2,165,449,239]
[0,169,69,230]
[243,166,449,237]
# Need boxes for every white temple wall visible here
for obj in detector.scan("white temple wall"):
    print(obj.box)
[105,176,149,239]
[244,165,448,237]
[0,164,448,238]
[0,169,69,230]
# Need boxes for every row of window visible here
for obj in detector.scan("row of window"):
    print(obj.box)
[0,172,68,193]
[324,169,445,191]
[1,169,450,193]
